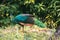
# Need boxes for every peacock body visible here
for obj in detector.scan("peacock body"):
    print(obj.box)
[12,14,46,28]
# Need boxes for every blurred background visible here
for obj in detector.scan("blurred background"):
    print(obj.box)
[0,0,60,29]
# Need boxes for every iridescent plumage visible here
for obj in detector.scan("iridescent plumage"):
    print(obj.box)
[12,14,46,28]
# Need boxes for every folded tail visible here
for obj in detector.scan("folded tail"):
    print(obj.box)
[34,18,46,28]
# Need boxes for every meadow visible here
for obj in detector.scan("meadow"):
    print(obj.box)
[0,24,59,40]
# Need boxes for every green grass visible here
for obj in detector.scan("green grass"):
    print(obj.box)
[0,25,60,40]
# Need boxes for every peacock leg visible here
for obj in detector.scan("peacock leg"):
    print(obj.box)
[22,26,24,32]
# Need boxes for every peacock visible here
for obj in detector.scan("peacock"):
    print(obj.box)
[12,14,46,32]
